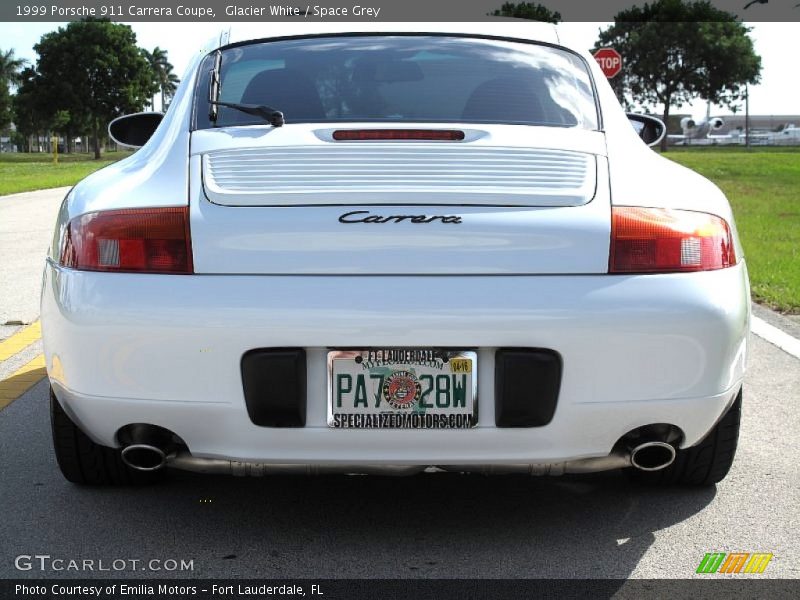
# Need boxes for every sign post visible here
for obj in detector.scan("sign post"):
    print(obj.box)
[593,48,623,79]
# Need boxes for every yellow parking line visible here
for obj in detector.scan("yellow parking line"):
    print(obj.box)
[0,354,47,411]
[0,321,42,361]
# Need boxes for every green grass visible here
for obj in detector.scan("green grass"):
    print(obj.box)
[0,151,133,196]
[664,148,800,313]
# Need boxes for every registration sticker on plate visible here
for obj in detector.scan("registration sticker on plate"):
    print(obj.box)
[327,349,478,429]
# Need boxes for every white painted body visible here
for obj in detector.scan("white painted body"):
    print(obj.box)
[41,23,749,466]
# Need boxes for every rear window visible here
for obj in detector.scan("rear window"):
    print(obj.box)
[194,35,599,130]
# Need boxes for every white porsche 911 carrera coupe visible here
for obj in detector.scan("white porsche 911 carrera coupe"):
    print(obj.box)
[41,23,748,486]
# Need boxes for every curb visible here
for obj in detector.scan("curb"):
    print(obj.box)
[0,186,72,201]
[752,303,800,342]
[752,304,800,360]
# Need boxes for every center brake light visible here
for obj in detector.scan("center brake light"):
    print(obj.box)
[332,129,465,141]
[60,207,193,274]
[610,207,736,273]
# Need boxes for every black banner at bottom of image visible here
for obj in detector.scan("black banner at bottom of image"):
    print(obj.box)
[4,579,800,600]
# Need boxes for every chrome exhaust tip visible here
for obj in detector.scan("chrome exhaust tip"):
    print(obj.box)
[121,444,168,471]
[630,441,676,472]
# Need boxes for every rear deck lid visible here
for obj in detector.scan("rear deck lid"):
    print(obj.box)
[196,126,603,207]
[189,129,612,275]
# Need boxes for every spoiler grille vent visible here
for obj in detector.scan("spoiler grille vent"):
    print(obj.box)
[202,145,595,206]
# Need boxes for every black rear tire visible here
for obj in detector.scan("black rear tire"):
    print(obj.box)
[628,389,741,486]
[50,386,159,486]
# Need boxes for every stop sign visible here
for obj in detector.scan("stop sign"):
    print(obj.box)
[594,48,622,79]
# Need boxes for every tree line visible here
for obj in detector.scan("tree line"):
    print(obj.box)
[0,19,178,159]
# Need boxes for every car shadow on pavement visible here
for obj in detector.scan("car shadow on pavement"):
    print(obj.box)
[58,469,716,580]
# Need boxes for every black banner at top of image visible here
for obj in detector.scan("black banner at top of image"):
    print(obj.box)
[2,0,800,22]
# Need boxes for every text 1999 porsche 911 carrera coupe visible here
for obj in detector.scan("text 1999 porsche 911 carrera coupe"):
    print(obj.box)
[41,23,748,486]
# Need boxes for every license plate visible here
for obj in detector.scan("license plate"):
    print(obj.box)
[327,349,478,429]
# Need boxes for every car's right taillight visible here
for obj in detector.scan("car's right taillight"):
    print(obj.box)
[610,206,737,274]
[59,206,192,274]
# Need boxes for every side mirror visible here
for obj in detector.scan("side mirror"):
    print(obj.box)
[627,113,666,147]
[108,112,164,148]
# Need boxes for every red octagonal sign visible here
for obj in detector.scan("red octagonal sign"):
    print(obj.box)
[594,47,622,79]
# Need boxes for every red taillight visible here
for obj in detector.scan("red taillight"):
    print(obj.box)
[610,207,736,273]
[332,129,465,141]
[60,207,193,274]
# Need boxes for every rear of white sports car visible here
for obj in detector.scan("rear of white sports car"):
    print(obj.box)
[41,25,748,486]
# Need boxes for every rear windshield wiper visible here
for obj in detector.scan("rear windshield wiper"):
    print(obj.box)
[209,100,285,127]
[207,50,284,127]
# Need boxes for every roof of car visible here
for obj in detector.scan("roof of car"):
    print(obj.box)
[221,21,561,48]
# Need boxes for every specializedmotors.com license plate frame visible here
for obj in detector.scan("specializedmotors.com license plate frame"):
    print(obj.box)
[327,348,478,429]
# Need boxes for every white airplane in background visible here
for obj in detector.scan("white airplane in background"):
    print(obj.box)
[668,117,800,146]
[667,100,800,146]
[667,115,734,145]
[769,123,800,144]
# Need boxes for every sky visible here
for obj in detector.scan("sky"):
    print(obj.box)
[0,21,798,119]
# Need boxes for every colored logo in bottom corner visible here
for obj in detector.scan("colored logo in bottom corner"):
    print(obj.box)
[382,370,421,409]
[696,552,773,574]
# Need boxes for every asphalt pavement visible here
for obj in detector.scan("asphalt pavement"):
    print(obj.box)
[0,187,798,581]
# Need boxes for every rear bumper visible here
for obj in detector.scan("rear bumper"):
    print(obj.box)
[41,261,749,464]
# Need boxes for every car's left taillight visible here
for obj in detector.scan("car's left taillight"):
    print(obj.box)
[59,207,193,274]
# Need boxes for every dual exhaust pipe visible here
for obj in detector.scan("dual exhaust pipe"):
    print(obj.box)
[120,444,170,472]
[629,441,677,472]
[120,439,676,476]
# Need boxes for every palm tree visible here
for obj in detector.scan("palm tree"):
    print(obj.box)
[161,70,180,111]
[143,47,180,112]
[0,49,26,136]
[142,47,165,109]
[0,48,27,87]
